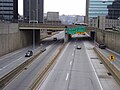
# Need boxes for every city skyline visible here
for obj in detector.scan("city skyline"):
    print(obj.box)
[18,0,86,15]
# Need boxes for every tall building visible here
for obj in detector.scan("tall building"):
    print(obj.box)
[0,0,18,22]
[107,0,120,19]
[86,0,89,24]
[86,0,114,24]
[23,0,44,23]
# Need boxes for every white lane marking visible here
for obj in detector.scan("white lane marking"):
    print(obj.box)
[66,73,69,81]
[0,57,23,70]
[84,43,103,90]
[37,42,71,90]
[70,61,72,65]
[72,53,74,56]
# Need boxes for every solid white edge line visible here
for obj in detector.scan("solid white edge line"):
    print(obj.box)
[66,73,69,81]
[84,42,104,90]
[72,53,74,56]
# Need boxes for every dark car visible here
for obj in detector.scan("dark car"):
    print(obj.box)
[99,44,106,49]
[41,48,46,52]
[25,50,33,57]
[76,46,81,49]
[53,37,57,41]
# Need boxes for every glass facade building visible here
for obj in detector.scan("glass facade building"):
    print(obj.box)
[107,0,120,19]
[88,0,114,20]
[0,0,18,22]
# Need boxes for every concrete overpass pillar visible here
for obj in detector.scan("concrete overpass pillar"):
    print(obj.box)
[64,33,69,43]
[33,30,35,49]
[64,28,68,43]
[64,28,71,43]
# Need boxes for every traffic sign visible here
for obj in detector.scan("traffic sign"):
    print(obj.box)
[109,55,115,61]
[66,26,85,34]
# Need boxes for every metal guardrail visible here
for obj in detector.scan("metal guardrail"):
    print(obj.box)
[93,47,120,85]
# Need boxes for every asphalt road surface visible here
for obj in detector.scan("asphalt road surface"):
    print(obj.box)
[39,38,102,90]
[0,32,63,73]
[38,35,120,90]
[3,32,64,90]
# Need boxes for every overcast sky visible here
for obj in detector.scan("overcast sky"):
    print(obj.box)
[18,0,86,15]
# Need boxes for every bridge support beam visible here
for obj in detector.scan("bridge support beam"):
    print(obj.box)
[33,30,35,49]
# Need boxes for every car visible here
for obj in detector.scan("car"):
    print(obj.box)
[53,37,57,41]
[41,48,46,52]
[76,46,81,49]
[25,50,33,57]
[99,44,106,49]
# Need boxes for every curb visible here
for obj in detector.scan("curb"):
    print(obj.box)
[93,47,120,85]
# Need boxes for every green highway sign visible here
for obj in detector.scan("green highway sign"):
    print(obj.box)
[67,26,86,34]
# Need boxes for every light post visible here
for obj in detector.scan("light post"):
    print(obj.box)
[29,0,38,50]
[32,10,36,50]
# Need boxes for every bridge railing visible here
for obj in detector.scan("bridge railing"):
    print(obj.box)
[19,23,65,28]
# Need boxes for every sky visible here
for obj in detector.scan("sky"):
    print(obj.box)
[18,0,86,15]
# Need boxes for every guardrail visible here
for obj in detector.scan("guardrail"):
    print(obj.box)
[93,47,120,85]
[29,43,66,90]
[0,48,44,89]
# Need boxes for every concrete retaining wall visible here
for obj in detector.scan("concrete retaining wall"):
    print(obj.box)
[0,23,54,56]
[0,23,33,56]
[96,29,120,54]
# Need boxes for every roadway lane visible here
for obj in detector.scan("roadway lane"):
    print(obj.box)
[39,38,101,90]
[3,32,64,90]
[0,31,63,72]
[0,46,32,68]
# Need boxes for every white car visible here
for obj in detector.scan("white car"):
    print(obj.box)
[76,46,81,49]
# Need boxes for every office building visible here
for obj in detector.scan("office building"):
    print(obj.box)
[107,0,120,19]
[90,16,120,30]
[44,12,61,25]
[86,0,114,24]
[23,0,44,23]
[0,0,18,22]
[86,0,89,23]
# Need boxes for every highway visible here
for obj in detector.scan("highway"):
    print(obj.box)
[0,32,63,71]
[1,32,64,90]
[0,39,53,70]
[38,35,120,90]
[1,33,120,90]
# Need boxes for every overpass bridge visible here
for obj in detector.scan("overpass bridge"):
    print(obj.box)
[18,23,95,48]
[19,23,88,31]
[19,23,65,31]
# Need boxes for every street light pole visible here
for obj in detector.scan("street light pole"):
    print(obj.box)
[32,10,36,50]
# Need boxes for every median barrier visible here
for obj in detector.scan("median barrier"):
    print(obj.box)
[29,43,66,90]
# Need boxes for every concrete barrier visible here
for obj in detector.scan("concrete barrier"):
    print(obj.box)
[29,43,66,90]
[0,48,43,89]
[93,47,120,85]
